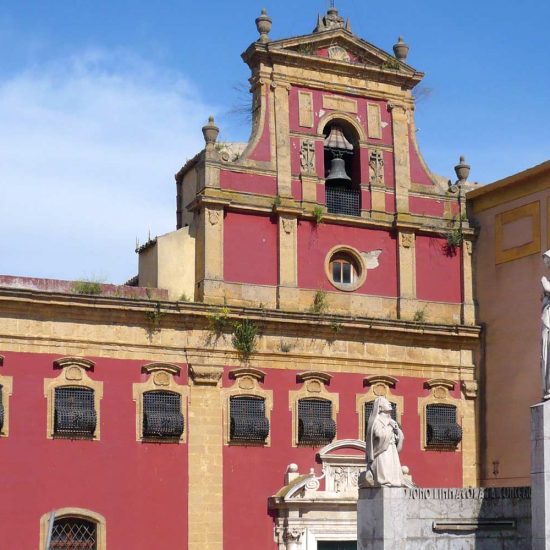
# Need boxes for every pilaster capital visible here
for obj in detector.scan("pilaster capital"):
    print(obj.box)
[188,364,224,386]
[271,80,292,92]
[461,380,478,399]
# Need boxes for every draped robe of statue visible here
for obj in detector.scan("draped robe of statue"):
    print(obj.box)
[366,397,405,487]
[541,251,550,400]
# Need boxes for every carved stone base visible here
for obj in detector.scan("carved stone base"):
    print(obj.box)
[531,400,550,549]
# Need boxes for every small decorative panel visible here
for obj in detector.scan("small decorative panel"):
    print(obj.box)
[298,398,336,445]
[426,404,462,450]
[54,387,97,439]
[143,391,184,439]
[298,91,314,128]
[229,395,269,443]
[495,201,540,264]
[367,103,382,139]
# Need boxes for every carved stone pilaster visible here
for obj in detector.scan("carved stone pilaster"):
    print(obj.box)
[188,364,224,386]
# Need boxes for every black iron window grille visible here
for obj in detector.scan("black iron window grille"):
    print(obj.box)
[325,185,360,217]
[54,387,96,439]
[364,400,397,436]
[50,517,97,550]
[143,391,184,440]
[229,396,269,443]
[426,403,462,450]
[0,384,3,432]
[298,398,336,446]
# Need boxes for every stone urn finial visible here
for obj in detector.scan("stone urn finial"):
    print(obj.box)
[454,155,471,183]
[202,115,219,146]
[393,36,409,61]
[255,8,272,43]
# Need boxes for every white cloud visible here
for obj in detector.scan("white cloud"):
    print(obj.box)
[0,50,216,283]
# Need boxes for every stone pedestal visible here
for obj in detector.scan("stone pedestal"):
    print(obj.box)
[531,400,550,549]
[357,487,407,550]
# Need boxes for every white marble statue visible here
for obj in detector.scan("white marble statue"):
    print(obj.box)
[365,397,406,487]
[541,251,550,400]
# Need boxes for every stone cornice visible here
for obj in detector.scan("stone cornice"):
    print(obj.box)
[0,287,481,345]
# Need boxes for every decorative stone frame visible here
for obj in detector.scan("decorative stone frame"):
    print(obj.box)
[356,375,403,440]
[44,358,103,440]
[324,245,367,292]
[0,354,13,438]
[39,508,106,550]
[221,367,273,446]
[418,378,463,452]
[317,111,367,144]
[289,372,339,447]
[132,362,188,443]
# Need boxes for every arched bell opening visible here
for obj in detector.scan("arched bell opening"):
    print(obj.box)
[323,120,361,217]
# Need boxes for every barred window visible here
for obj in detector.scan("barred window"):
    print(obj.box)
[0,384,4,432]
[298,398,336,446]
[426,404,462,450]
[54,387,96,439]
[229,396,269,443]
[50,517,97,550]
[364,400,397,436]
[143,391,184,440]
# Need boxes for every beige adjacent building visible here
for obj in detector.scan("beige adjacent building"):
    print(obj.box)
[468,160,550,487]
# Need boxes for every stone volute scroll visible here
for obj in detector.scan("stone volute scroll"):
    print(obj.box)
[541,250,550,400]
[362,396,414,488]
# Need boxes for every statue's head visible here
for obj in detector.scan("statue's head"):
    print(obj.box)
[544,250,550,267]
[377,397,393,413]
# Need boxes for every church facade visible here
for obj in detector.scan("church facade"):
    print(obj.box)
[0,7,481,549]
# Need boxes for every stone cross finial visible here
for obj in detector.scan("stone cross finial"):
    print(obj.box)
[313,6,347,33]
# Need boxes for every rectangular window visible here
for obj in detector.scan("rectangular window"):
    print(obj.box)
[332,262,342,282]
[54,387,96,439]
[342,262,352,283]
[230,396,269,443]
[426,404,462,450]
[298,398,336,446]
[143,391,184,440]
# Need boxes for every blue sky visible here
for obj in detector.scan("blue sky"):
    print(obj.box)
[1,1,549,283]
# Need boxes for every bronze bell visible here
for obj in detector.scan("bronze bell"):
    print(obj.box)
[325,156,351,182]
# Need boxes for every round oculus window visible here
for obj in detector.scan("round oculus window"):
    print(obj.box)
[324,246,366,292]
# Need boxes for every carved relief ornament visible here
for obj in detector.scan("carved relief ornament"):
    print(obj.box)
[281,218,294,235]
[300,139,316,174]
[400,232,414,249]
[369,149,384,185]
[208,210,221,226]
